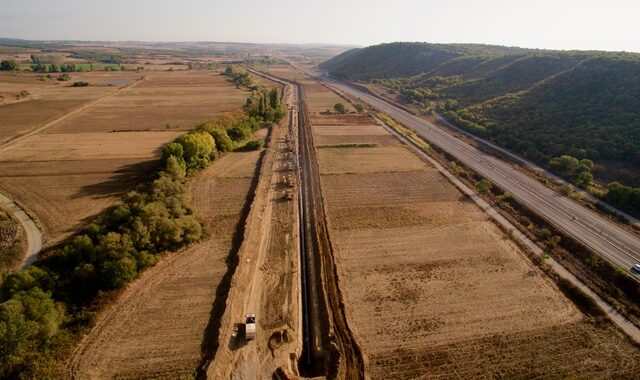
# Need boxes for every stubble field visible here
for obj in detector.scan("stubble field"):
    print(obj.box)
[305,82,640,378]
[0,70,250,244]
[67,150,261,379]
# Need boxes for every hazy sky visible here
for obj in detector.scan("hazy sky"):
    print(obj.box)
[1,0,639,52]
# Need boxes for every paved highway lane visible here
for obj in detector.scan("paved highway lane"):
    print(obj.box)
[324,77,640,276]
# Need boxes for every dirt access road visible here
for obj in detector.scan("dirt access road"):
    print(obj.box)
[206,84,303,379]
[0,190,41,269]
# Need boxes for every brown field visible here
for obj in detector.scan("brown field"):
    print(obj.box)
[47,72,250,133]
[312,124,400,147]
[305,82,640,378]
[256,64,307,82]
[67,150,260,379]
[0,69,250,244]
[302,80,354,115]
[0,72,135,143]
[317,146,426,175]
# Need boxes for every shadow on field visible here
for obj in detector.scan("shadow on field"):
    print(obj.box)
[71,160,159,199]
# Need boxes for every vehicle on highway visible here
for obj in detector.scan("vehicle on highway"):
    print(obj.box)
[632,264,640,274]
[245,313,256,340]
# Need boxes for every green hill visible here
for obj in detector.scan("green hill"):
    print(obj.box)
[320,43,640,216]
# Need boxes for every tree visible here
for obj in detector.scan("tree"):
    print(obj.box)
[173,131,217,173]
[334,102,347,114]
[354,103,364,113]
[0,60,20,71]
[228,126,248,142]
[164,155,186,180]
[207,128,234,152]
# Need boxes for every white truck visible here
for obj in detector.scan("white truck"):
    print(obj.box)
[245,313,256,341]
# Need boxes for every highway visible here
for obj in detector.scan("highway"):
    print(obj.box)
[320,76,640,276]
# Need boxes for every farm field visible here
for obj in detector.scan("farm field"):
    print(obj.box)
[0,71,139,143]
[256,64,307,82]
[47,71,250,134]
[67,150,261,379]
[305,82,640,378]
[0,69,251,245]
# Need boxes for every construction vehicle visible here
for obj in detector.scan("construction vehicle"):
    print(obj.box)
[245,313,256,340]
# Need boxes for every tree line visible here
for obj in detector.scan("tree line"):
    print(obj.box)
[0,79,282,376]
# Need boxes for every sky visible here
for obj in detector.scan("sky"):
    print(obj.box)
[1,0,639,52]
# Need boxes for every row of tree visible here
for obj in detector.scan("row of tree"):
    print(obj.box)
[0,78,281,376]
[31,63,92,73]
[244,87,285,123]
[224,65,255,89]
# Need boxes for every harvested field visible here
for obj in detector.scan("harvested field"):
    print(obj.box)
[322,171,459,206]
[0,72,138,143]
[0,131,178,244]
[312,124,400,146]
[67,150,260,379]
[0,70,249,245]
[48,72,249,134]
[257,65,307,82]
[317,146,426,174]
[304,81,640,378]
[311,114,372,126]
[0,158,157,243]
[303,81,353,114]
[0,131,179,161]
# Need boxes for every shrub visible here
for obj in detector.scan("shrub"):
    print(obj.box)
[334,102,347,114]
[207,128,234,152]
[0,60,20,71]
[244,139,264,151]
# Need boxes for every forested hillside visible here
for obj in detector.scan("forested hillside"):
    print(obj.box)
[321,43,640,216]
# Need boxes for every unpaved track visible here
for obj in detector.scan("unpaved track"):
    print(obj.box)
[0,191,42,269]
[206,84,303,379]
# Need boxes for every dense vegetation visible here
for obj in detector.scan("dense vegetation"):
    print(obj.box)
[31,63,93,73]
[0,60,20,71]
[322,42,640,216]
[0,72,283,377]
